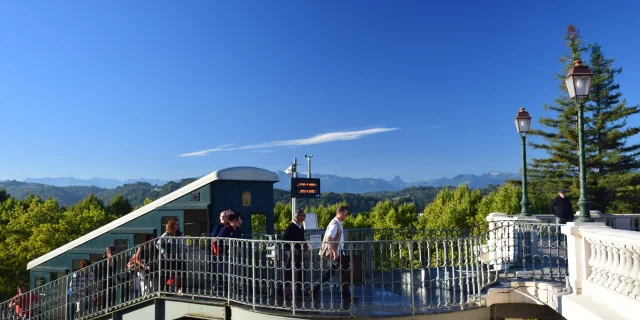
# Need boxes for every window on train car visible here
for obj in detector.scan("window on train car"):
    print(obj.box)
[184,209,208,237]
[134,233,150,246]
[114,239,129,254]
[35,277,46,288]
[50,272,66,281]
[89,254,104,263]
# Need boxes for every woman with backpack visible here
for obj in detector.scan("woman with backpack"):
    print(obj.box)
[157,218,184,294]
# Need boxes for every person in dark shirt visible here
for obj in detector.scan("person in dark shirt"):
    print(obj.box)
[282,209,307,297]
[212,210,231,237]
[550,189,574,224]
[216,213,242,260]
[216,213,243,293]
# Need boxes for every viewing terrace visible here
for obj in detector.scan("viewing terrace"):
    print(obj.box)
[2,212,639,320]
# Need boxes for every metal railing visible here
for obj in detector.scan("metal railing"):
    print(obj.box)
[0,222,567,319]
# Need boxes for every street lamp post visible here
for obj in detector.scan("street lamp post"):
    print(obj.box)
[515,108,532,216]
[564,60,594,222]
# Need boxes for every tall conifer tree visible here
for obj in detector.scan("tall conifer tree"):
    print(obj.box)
[529,25,586,198]
[529,25,640,212]
[586,44,640,211]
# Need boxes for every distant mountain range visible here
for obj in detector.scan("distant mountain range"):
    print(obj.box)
[11,171,518,194]
[22,177,169,189]
[1,171,517,210]
[273,171,519,193]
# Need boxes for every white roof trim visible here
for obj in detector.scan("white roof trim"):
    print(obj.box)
[27,166,278,269]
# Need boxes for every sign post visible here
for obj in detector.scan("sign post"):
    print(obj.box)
[305,154,313,214]
[290,158,298,221]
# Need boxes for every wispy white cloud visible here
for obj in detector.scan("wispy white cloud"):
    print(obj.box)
[249,149,274,154]
[179,127,399,157]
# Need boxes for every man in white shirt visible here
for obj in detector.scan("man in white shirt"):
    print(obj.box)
[313,206,350,300]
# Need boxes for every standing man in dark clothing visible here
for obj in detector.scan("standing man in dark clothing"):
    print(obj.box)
[282,209,307,297]
[550,189,575,224]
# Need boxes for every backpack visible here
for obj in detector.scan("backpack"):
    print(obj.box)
[211,238,218,256]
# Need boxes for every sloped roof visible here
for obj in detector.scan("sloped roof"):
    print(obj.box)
[27,166,279,269]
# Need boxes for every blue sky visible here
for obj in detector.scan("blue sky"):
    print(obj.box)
[1,1,639,182]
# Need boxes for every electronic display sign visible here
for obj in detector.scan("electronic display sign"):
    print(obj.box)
[291,177,321,198]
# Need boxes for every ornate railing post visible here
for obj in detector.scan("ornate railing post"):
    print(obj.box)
[291,240,296,316]
[106,259,110,310]
[228,239,232,304]
[409,241,415,315]
[252,241,256,311]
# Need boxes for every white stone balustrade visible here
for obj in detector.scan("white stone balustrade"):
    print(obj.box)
[580,227,640,300]
[535,213,640,231]
[562,224,640,319]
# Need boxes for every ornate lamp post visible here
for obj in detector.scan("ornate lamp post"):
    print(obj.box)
[564,60,594,222]
[515,108,532,216]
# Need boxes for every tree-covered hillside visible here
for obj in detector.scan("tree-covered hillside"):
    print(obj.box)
[0,179,198,207]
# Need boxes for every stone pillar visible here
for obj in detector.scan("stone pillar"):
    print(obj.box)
[561,222,607,294]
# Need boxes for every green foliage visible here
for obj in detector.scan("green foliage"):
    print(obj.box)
[342,212,373,229]
[273,202,292,233]
[0,193,117,301]
[475,184,520,223]
[368,200,417,230]
[311,202,347,229]
[0,189,10,203]
[418,185,482,231]
[251,214,267,234]
[106,194,133,218]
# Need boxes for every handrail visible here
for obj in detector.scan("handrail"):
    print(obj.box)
[0,222,567,319]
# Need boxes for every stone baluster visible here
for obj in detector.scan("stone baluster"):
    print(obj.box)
[596,239,607,283]
[599,241,613,286]
[597,240,607,283]
[587,238,600,282]
[606,243,620,289]
[615,243,630,293]
[623,244,637,295]
[633,246,640,299]
[597,240,609,285]
[590,239,601,283]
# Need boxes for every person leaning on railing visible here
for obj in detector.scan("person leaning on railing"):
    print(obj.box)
[211,210,231,257]
[312,206,351,300]
[127,234,155,297]
[216,213,243,293]
[9,284,38,319]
